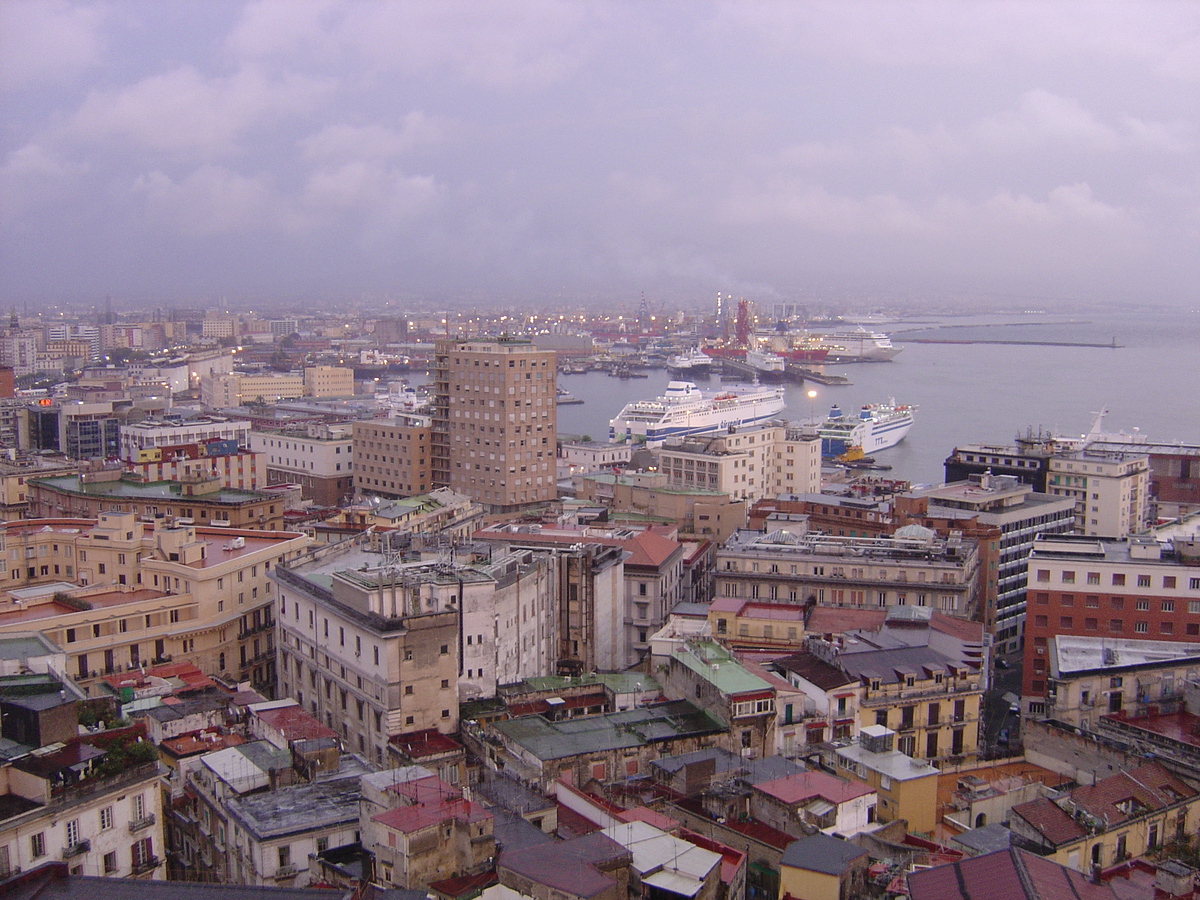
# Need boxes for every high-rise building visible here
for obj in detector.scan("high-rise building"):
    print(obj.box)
[432,338,556,513]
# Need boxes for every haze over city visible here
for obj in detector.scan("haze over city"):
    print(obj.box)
[2,1,1198,311]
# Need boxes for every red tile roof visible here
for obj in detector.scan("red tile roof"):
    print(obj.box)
[372,778,491,835]
[908,847,1118,900]
[754,770,874,806]
[389,728,463,758]
[1010,797,1087,846]
[253,704,338,743]
[624,529,683,569]
[1071,761,1196,827]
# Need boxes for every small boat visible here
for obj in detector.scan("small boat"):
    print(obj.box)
[555,388,584,405]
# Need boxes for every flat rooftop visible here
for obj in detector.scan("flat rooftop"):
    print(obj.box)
[227,775,362,839]
[0,589,171,626]
[1052,635,1200,676]
[30,474,271,505]
[836,742,940,781]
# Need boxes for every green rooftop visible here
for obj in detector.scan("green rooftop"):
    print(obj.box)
[673,640,773,696]
[30,474,270,505]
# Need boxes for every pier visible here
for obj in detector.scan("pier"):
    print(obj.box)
[715,358,852,386]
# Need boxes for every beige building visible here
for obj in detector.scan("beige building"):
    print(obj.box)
[833,726,941,836]
[201,372,305,408]
[433,338,557,513]
[656,424,821,503]
[251,422,355,505]
[715,523,981,620]
[0,514,310,693]
[351,414,433,499]
[1048,449,1151,538]
[573,471,747,541]
[303,366,354,398]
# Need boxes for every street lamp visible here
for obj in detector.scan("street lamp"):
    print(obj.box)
[807,389,818,424]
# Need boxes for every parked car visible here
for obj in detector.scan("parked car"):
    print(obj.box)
[997,728,1010,746]
[1009,702,1021,715]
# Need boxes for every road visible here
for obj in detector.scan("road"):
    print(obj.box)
[981,651,1024,758]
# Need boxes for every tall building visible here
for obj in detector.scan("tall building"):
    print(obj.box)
[898,475,1077,655]
[1021,532,1200,717]
[351,414,432,500]
[432,338,556,513]
[1046,449,1151,538]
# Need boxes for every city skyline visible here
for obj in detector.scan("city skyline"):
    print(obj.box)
[1,2,1198,309]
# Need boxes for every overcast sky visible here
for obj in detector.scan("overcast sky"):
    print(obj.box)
[1,1,1197,310]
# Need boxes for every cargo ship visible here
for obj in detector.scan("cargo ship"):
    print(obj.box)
[609,381,786,447]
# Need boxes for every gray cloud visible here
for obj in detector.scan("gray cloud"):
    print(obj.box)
[1,0,1197,308]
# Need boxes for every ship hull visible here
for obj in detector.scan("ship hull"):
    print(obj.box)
[819,409,914,457]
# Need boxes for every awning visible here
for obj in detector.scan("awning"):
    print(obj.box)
[804,799,835,816]
[643,869,704,898]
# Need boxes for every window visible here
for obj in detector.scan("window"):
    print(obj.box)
[1137,574,1151,587]
[1036,569,1050,583]
[1062,571,1075,584]
[65,819,81,848]
[1136,599,1149,610]
[99,806,114,830]
[1135,621,1148,633]
[1112,573,1126,586]
[1087,572,1100,585]
[278,846,291,869]
[103,851,118,873]
[30,831,45,858]
[132,837,153,870]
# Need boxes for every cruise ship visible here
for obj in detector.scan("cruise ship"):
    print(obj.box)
[819,400,916,457]
[810,327,902,362]
[666,348,712,376]
[610,381,786,447]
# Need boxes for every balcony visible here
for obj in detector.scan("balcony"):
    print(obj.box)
[63,840,91,859]
[131,856,160,876]
[274,864,298,880]
[129,813,157,834]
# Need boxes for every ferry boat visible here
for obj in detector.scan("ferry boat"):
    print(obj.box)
[609,381,786,447]
[819,400,915,457]
[745,348,786,378]
[809,327,901,362]
[666,348,712,376]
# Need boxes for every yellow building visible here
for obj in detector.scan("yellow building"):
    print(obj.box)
[777,833,868,900]
[0,514,310,693]
[1009,762,1199,872]
[833,726,940,836]
[707,596,806,652]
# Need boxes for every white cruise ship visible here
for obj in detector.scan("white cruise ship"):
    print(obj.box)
[810,327,902,362]
[610,381,786,447]
[819,400,916,457]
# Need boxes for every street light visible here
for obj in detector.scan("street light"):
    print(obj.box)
[807,389,818,424]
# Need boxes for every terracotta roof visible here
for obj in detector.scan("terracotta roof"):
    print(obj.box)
[755,770,874,806]
[623,529,683,569]
[807,606,888,635]
[1071,761,1196,827]
[254,705,338,743]
[908,847,1118,900]
[499,832,628,899]
[616,806,679,832]
[1010,797,1086,846]
[372,778,491,834]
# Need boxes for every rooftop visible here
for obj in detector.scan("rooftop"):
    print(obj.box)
[779,832,867,876]
[227,775,363,840]
[672,640,774,697]
[30,474,272,506]
[1052,634,1200,677]
[491,699,723,761]
[907,847,1118,900]
[754,770,875,806]
[836,742,940,782]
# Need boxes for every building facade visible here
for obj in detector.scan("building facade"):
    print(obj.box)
[351,415,432,500]
[433,338,557,513]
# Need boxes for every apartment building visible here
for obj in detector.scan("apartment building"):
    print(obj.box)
[656,425,822,503]
[250,423,354,505]
[833,726,940,836]
[1042,635,1200,732]
[201,372,305,408]
[474,522,682,669]
[433,338,557,513]
[1047,449,1151,538]
[899,474,1076,655]
[119,416,251,461]
[0,455,79,519]
[573,471,747,540]
[1009,762,1199,872]
[0,676,164,883]
[351,414,432,499]
[1021,533,1200,716]
[302,366,354,398]
[27,471,284,530]
[715,523,981,621]
[0,514,309,693]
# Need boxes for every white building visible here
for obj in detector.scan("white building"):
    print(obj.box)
[120,415,251,460]
[248,423,354,505]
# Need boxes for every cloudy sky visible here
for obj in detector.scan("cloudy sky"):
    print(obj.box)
[1,1,1197,310]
